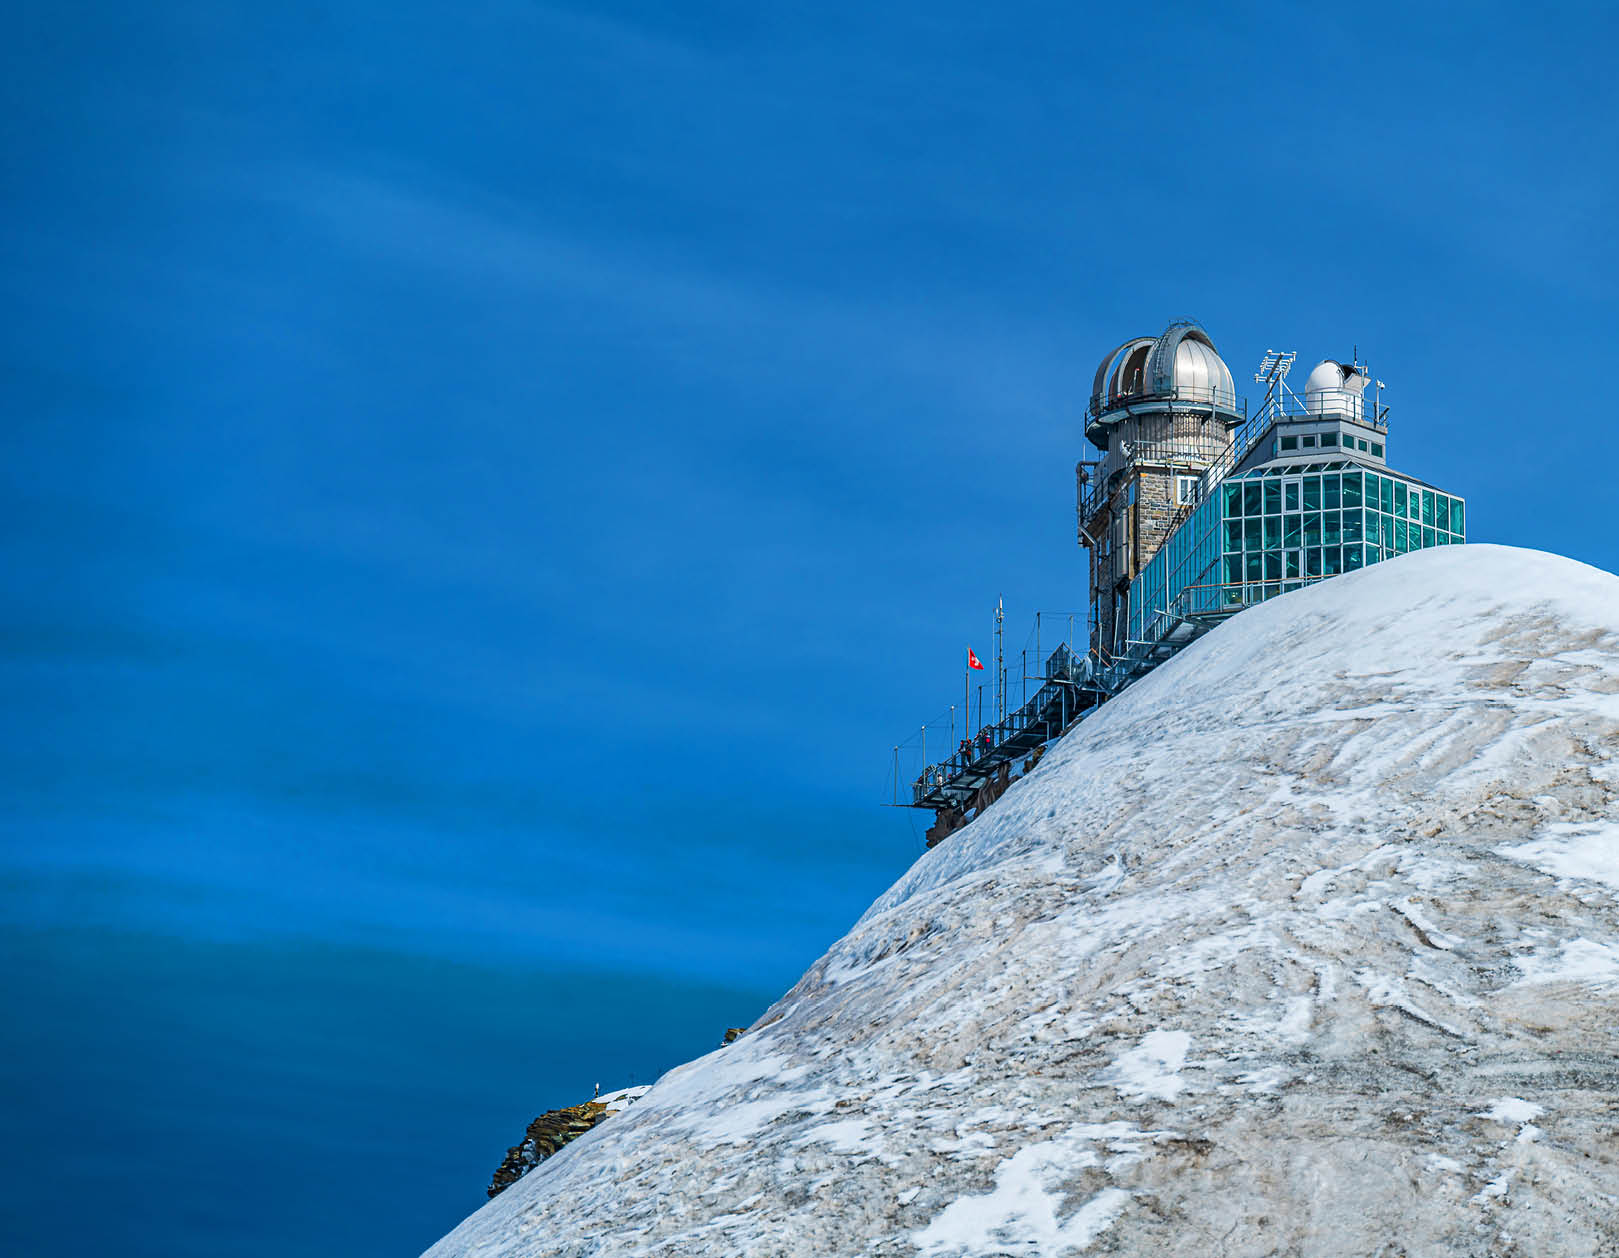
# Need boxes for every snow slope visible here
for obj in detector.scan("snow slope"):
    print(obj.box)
[426,545,1619,1257]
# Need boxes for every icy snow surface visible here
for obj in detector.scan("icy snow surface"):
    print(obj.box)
[425,546,1619,1257]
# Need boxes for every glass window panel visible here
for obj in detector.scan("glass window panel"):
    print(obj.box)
[1280,435,1298,451]
[1243,484,1262,516]
[1245,518,1262,550]
[1320,432,1338,447]
[1306,548,1322,577]
[1284,482,1300,512]
[1436,496,1450,531]
[1422,493,1435,526]
[1452,500,1465,535]
[1301,433,1317,448]
[1303,476,1321,510]
[1324,547,1343,575]
[1343,472,1362,508]
[1344,544,1364,570]
[1264,551,1282,580]
[1394,481,1407,515]
[1223,483,1242,514]
[1304,512,1322,546]
[1325,475,1342,510]
[1371,442,1384,458]
[1423,526,1437,547]
[1246,553,1263,581]
[1382,514,1395,548]
[1263,480,1282,514]
[1324,511,1342,545]
[1283,514,1301,548]
[1285,551,1301,578]
[1224,519,1244,551]
[1264,517,1281,548]
[1225,555,1243,583]
[1344,512,1362,543]
[1395,518,1408,551]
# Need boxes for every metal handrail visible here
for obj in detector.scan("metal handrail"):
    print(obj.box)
[1087,384,1243,423]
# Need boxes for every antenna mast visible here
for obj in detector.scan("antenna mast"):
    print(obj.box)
[1253,349,1297,420]
[995,597,1005,724]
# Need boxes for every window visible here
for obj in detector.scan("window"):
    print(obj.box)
[1284,481,1300,512]
[1280,435,1299,451]
[1371,442,1384,458]
[1320,432,1338,447]
[1301,433,1318,448]
[1175,474,1200,506]
[1303,476,1321,511]
[1358,438,1369,451]
[1263,480,1282,514]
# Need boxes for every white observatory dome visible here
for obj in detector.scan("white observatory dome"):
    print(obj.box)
[1089,323,1237,418]
[1304,359,1370,421]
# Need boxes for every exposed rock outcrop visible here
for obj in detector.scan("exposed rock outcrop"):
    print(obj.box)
[487,1102,611,1199]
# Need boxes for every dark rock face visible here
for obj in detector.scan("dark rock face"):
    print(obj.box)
[487,1102,610,1199]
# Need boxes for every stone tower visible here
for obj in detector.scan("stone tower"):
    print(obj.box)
[1077,322,1245,656]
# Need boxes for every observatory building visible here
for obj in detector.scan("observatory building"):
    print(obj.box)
[1079,322,1465,662]
[900,320,1465,846]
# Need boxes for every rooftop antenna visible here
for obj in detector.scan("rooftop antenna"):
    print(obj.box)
[1254,349,1297,420]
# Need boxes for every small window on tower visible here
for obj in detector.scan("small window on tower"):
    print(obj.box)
[1280,435,1298,451]
[1301,434,1317,448]
[1175,475,1200,507]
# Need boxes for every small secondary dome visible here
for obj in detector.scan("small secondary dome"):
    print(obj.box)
[1304,359,1370,421]
[1089,322,1238,422]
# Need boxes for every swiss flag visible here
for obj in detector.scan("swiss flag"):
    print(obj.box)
[967,648,984,670]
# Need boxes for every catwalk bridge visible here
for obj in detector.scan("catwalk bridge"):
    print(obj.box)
[894,587,1259,846]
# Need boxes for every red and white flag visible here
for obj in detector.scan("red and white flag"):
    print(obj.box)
[967,648,984,670]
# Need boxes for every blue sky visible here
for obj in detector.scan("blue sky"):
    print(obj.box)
[4,3,1618,1254]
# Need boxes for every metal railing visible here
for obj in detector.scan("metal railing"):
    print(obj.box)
[1087,383,1243,423]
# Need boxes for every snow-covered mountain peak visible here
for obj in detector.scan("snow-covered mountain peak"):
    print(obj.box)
[426,545,1619,1257]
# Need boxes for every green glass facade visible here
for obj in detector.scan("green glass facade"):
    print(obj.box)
[1127,461,1466,648]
